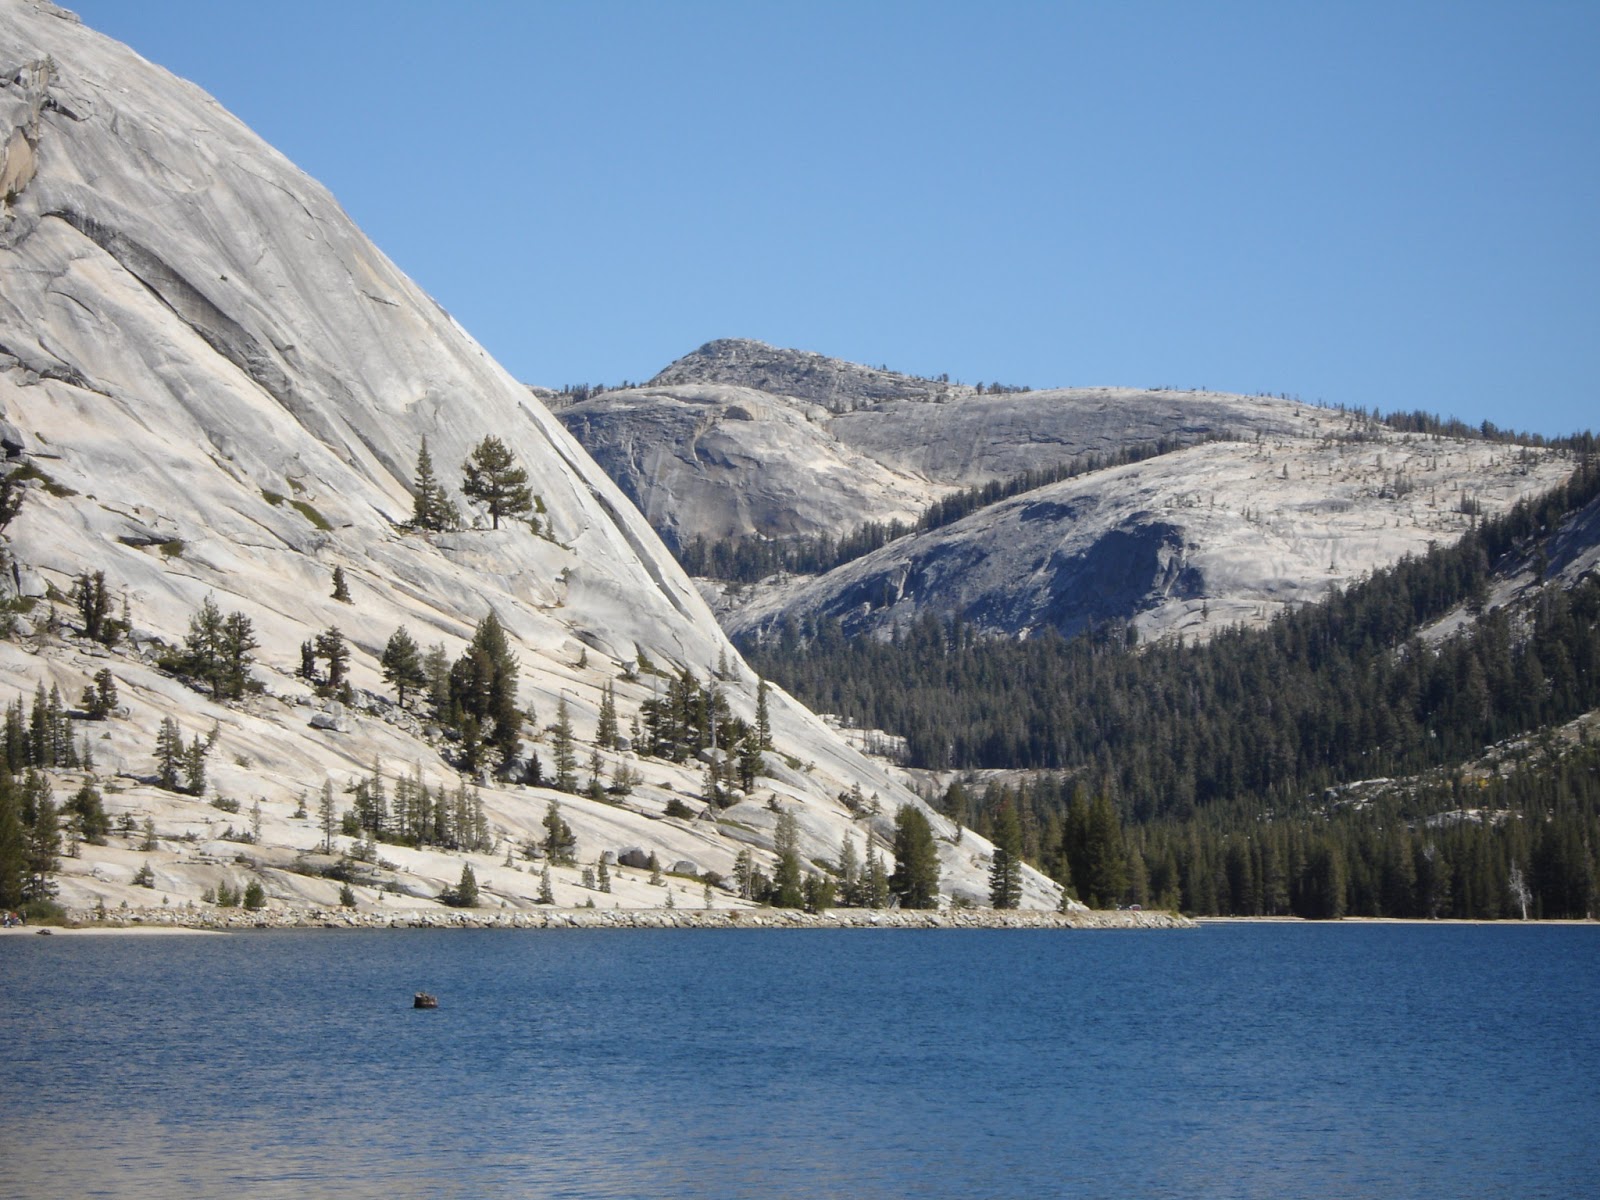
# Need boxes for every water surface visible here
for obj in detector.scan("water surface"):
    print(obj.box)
[3,923,1595,1198]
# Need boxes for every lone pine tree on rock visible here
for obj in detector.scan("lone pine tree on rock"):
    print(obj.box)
[410,436,460,531]
[461,435,532,530]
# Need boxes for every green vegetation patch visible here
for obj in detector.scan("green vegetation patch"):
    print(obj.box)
[9,460,77,498]
[289,499,332,531]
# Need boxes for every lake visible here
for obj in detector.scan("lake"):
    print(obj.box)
[3,923,1596,1199]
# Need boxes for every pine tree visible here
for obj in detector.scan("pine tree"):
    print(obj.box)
[177,596,230,699]
[2,698,25,775]
[381,626,426,709]
[424,644,451,713]
[772,807,805,908]
[82,668,118,720]
[72,570,122,645]
[537,864,555,905]
[68,782,109,846]
[331,566,351,603]
[837,834,861,906]
[596,683,619,750]
[318,779,337,853]
[1081,792,1128,909]
[410,436,459,531]
[154,717,184,792]
[597,856,612,893]
[470,790,491,853]
[24,784,60,903]
[803,873,835,913]
[550,696,577,791]
[862,837,890,909]
[889,804,941,909]
[0,775,25,909]
[756,679,773,749]
[27,684,47,767]
[542,800,576,865]
[446,862,480,908]
[182,732,208,797]
[461,435,533,529]
[988,800,1024,909]
[449,612,523,768]
[736,729,764,794]
[315,627,350,695]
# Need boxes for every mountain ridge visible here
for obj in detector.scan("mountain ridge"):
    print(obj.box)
[554,337,1573,644]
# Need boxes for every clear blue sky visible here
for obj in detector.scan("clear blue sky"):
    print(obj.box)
[69,1,1599,437]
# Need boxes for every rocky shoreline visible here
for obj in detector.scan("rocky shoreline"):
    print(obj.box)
[52,905,1194,932]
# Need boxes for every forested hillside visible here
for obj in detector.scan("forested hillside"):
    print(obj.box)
[748,443,1600,918]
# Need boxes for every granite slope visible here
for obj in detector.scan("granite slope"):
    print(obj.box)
[0,2,1056,914]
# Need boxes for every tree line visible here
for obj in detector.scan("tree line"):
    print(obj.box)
[747,448,1600,810]
[944,740,1598,920]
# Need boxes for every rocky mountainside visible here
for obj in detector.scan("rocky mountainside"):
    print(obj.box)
[556,339,1573,644]
[0,1,1055,916]
[552,378,942,549]
[556,337,1341,549]
[724,435,1573,644]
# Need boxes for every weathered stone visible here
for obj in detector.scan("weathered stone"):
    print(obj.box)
[308,708,347,732]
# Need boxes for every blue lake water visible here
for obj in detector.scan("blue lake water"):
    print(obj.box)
[3,923,1597,1199]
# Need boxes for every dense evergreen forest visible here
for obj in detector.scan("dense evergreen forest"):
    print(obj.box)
[748,440,1600,918]
[950,746,1598,920]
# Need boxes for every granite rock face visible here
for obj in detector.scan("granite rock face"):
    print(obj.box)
[557,339,1333,549]
[559,339,1572,644]
[557,380,941,548]
[722,437,1573,644]
[0,2,1057,912]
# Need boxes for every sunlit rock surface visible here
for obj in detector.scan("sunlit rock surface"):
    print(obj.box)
[0,2,1057,914]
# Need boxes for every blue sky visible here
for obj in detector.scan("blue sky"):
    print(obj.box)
[69,1,1599,437]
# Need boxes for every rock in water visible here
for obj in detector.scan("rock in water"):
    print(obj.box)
[413,992,438,1009]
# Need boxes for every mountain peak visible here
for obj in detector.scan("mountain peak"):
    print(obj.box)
[650,338,950,412]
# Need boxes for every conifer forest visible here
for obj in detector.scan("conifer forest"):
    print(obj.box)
[746,442,1600,919]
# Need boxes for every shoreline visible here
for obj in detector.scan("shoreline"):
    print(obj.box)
[1197,915,1599,926]
[12,912,1594,936]
[3,906,1195,934]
